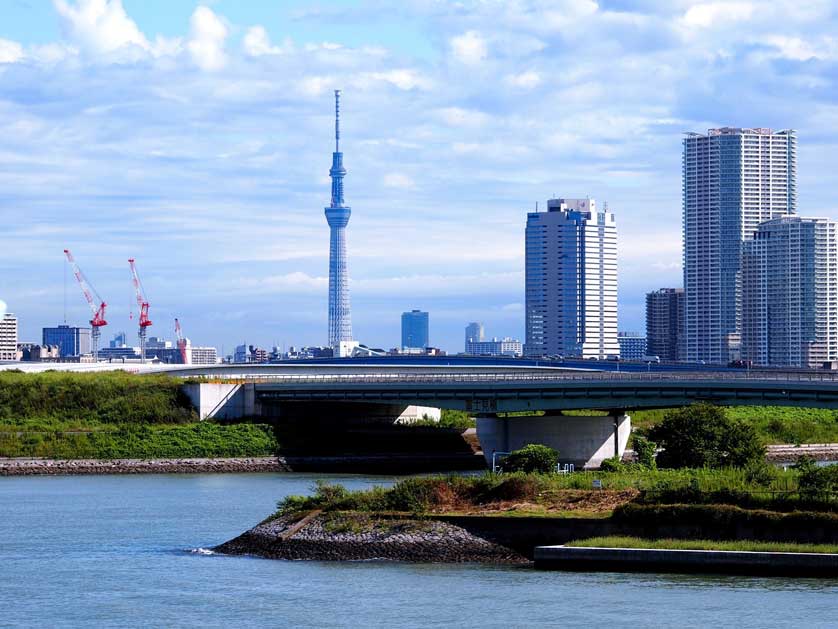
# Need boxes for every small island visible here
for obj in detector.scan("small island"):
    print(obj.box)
[216,420,838,575]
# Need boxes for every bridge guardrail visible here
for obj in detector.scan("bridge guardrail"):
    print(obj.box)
[190,370,838,386]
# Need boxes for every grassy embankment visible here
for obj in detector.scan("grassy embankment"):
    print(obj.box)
[0,371,277,458]
[273,471,838,551]
[277,467,838,518]
[565,536,838,554]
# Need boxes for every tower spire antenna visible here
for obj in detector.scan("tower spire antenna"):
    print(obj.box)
[335,89,341,152]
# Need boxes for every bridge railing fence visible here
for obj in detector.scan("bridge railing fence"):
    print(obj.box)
[194,370,838,386]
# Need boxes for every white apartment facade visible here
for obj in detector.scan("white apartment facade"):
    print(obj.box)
[0,313,19,361]
[525,198,619,359]
[741,216,838,368]
[189,346,219,365]
[465,337,523,357]
[683,127,797,364]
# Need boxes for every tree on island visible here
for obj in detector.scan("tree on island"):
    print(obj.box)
[649,403,764,469]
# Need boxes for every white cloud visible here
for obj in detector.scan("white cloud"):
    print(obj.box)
[0,299,6,317]
[682,2,755,28]
[243,25,288,57]
[382,173,415,189]
[759,35,838,61]
[0,39,24,64]
[359,70,432,90]
[236,272,326,295]
[450,30,487,64]
[505,70,541,89]
[187,6,228,71]
[53,0,150,54]
[435,107,491,128]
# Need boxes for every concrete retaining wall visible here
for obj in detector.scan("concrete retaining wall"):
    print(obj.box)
[533,545,838,575]
[476,413,631,469]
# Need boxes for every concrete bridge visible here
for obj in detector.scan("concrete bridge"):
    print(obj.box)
[178,363,838,469]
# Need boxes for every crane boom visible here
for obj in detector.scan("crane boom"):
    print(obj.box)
[128,258,152,364]
[64,249,106,362]
[128,258,152,328]
[63,249,107,327]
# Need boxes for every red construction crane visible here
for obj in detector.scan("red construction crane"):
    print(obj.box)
[128,258,152,363]
[63,249,107,361]
[174,318,189,365]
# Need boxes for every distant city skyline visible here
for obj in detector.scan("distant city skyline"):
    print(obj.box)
[3,2,838,352]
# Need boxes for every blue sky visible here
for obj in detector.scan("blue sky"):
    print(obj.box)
[1,0,837,354]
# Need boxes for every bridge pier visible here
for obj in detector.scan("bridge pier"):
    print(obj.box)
[476,412,631,470]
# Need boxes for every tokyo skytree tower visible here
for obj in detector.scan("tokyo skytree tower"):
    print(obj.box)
[325,90,353,348]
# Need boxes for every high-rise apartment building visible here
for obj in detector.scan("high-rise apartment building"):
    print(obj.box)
[741,216,838,368]
[525,198,619,358]
[465,322,484,350]
[646,288,685,362]
[42,325,91,357]
[683,127,797,363]
[0,313,19,361]
[325,90,353,349]
[401,310,429,350]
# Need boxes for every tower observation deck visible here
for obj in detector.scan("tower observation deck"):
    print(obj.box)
[325,90,353,348]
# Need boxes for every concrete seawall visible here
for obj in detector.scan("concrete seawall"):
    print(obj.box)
[534,546,838,576]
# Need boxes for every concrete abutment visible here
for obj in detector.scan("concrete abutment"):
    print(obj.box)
[476,413,631,470]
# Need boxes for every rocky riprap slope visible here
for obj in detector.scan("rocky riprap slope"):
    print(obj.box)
[0,456,290,475]
[215,511,528,563]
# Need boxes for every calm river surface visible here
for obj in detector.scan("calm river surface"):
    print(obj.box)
[3,473,838,628]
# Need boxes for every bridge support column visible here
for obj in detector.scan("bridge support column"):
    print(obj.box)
[476,413,631,470]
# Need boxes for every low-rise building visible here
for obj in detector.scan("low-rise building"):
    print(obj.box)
[19,343,60,362]
[466,337,523,357]
[617,332,647,361]
[189,346,218,365]
[42,325,91,358]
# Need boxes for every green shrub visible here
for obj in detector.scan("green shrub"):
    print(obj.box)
[599,457,626,472]
[632,435,657,469]
[796,458,838,501]
[649,403,765,469]
[501,444,558,473]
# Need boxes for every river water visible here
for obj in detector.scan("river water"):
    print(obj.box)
[3,473,838,628]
